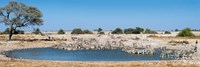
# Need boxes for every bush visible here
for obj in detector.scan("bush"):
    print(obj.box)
[124,27,144,34]
[83,30,93,34]
[164,31,171,34]
[99,31,105,34]
[57,29,65,34]
[175,29,179,31]
[71,28,83,34]
[32,28,42,34]
[96,28,105,34]
[144,29,157,34]
[111,28,123,34]
[135,27,144,33]
[97,28,102,32]
[95,28,105,34]
[124,28,135,34]
[177,28,195,37]
[1,28,24,34]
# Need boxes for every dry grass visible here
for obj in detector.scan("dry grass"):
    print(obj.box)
[149,36,200,39]
[0,60,199,67]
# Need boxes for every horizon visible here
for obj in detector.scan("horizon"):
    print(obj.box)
[0,0,200,31]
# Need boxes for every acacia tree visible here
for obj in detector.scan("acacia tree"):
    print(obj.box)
[0,1,43,40]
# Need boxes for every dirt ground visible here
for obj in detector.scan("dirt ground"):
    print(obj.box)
[0,60,200,67]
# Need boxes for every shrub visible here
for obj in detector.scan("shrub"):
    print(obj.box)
[99,31,105,34]
[175,29,179,31]
[144,29,157,34]
[164,31,171,34]
[135,27,144,33]
[1,28,24,34]
[111,28,123,34]
[124,27,144,34]
[71,28,83,34]
[124,28,135,34]
[96,28,105,34]
[97,28,102,32]
[83,30,93,34]
[177,28,195,37]
[57,29,65,34]
[32,28,42,34]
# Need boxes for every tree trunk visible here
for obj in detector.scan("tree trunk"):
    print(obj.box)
[8,31,13,40]
[8,26,14,40]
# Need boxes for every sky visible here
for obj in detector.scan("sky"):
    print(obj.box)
[0,0,200,31]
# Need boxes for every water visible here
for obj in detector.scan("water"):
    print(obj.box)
[6,48,173,61]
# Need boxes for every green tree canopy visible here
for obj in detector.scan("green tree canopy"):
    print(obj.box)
[177,28,195,37]
[164,31,171,34]
[144,29,157,34]
[0,1,43,40]
[96,28,104,34]
[112,28,123,34]
[99,31,105,34]
[124,28,134,34]
[124,27,144,34]
[71,28,83,34]
[32,28,42,34]
[57,29,65,34]
[83,30,93,34]
[175,29,179,31]
[135,27,144,33]
[97,28,102,32]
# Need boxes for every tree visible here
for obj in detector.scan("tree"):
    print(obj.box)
[135,27,144,33]
[99,31,105,34]
[97,28,102,32]
[97,28,105,34]
[175,29,179,31]
[0,1,43,40]
[71,28,83,34]
[177,28,195,37]
[32,28,41,34]
[164,31,171,34]
[124,28,134,34]
[144,29,157,34]
[124,27,144,34]
[111,28,123,34]
[83,30,93,34]
[57,29,65,34]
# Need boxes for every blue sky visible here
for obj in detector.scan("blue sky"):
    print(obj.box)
[0,0,200,31]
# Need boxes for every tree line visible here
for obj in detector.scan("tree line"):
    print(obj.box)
[0,27,169,35]
[111,27,158,34]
